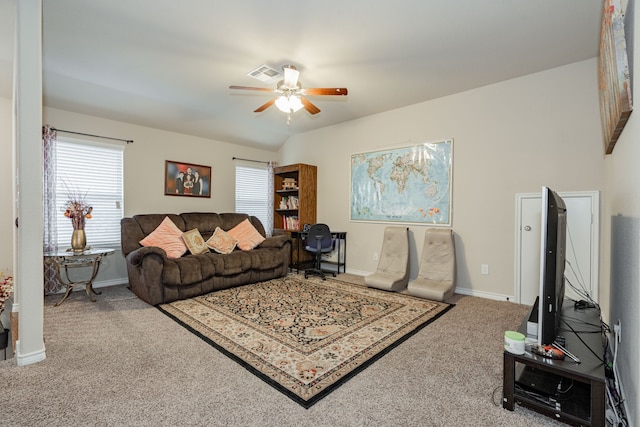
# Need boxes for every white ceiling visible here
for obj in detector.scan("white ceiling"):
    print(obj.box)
[0,1,603,151]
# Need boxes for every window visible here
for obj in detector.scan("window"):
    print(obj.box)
[55,139,124,247]
[235,163,271,236]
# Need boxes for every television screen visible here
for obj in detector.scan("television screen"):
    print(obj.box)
[538,187,567,346]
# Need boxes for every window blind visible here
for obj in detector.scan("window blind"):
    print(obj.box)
[235,163,271,235]
[55,139,124,247]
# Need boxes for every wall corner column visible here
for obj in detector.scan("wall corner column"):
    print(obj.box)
[14,0,46,365]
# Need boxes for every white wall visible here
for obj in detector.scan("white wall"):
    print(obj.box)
[280,59,605,302]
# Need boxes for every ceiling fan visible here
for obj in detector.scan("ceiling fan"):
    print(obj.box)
[229,65,348,118]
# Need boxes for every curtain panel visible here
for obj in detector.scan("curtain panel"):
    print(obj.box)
[43,125,61,294]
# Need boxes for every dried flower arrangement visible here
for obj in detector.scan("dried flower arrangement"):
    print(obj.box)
[0,269,14,315]
[63,188,93,230]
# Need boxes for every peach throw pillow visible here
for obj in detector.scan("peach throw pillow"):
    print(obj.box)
[139,216,188,259]
[206,227,238,254]
[227,219,265,250]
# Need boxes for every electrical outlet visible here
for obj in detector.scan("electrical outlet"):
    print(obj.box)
[614,320,622,343]
[373,252,379,261]
[481,264,489,275]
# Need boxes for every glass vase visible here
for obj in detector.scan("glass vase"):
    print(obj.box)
[71,229,86,253]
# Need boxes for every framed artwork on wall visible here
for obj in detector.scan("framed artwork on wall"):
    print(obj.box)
[598,0,633,154]
[350,139,453,225]
[164,160,211,197]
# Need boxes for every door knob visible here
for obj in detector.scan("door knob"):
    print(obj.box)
[524,225,532,231]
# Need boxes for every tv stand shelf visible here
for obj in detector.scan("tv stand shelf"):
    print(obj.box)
[503,302,606,426]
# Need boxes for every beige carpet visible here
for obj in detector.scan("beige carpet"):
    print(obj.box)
[158,275,452,407]
[0,273,562,426]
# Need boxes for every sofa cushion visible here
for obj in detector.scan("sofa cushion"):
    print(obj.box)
[139,216,188,259]
[247,247,288,271]
[182,229,209,255]
[162,251,251,286]
[206,227,238,254]
[180,212,224,239]
[228,218,266,250]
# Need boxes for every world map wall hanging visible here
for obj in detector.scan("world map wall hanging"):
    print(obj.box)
[350,139,453,225]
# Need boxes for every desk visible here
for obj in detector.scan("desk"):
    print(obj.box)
[290,231,347,274]
[503,302,605,426]
[44,248,114,306]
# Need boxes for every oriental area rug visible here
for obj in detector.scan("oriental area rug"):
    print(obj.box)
[158,275,453,408]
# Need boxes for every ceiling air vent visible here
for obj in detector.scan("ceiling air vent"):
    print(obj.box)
[246,64,282,84]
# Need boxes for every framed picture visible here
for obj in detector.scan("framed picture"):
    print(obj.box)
[164,160,211,197]
[598,0,633,154]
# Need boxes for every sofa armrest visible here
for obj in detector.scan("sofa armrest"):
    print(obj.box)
[126,246,167,266]
[257,235,291,249]
[124,246,168,306]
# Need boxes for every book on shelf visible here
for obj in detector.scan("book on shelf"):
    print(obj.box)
[289,195,299,209]
[279,195,299,210]
[282,215,299,231]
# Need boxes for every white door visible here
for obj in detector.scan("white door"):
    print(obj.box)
[515,191,599,305]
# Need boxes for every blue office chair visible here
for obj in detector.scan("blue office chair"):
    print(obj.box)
[304,223,336,280]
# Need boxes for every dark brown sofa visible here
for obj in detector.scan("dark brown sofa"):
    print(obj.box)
[121,212,291,305]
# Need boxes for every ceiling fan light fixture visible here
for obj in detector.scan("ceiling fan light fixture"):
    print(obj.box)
[289,95,303,112]
[230,64,346,118]
[275,95,303,113]
[282,65,300,88]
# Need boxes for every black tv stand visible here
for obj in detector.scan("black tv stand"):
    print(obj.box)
[503,301,606,426]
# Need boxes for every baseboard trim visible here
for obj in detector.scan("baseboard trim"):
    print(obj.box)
[16,343,46,366]
[344,268,370,276]
[343,270,516,303]
[49,278,128,295]
[93,278,128,289]
[454,287,516,302]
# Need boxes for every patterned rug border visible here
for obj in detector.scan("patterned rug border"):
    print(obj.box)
[157,277,454,408]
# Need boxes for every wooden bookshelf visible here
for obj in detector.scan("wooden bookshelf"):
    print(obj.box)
[273,163,317,234]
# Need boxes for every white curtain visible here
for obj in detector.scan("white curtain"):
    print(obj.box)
[267,161,277,237]
[42,125,61,294]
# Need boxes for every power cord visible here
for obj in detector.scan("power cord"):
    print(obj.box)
[491,385,502,407]
[606,327,629,426]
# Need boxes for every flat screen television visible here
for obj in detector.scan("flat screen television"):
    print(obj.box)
[537,186,568,346]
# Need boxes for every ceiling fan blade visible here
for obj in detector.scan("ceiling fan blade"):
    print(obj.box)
[229,85,276,93]
[303,87,348,96]
[300,97,321,115]
[254,99,276,113]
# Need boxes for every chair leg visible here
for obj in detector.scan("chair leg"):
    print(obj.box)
[304,253,327,280]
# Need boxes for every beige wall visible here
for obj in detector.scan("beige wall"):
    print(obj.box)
[18,107,278,285]
[0,59,607,300]
[43,107,277,216]
[0,96,10,338]
[2,53,637,420]
[280,58,605,301]
[601,0,640,422]
[0,97,12,275]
